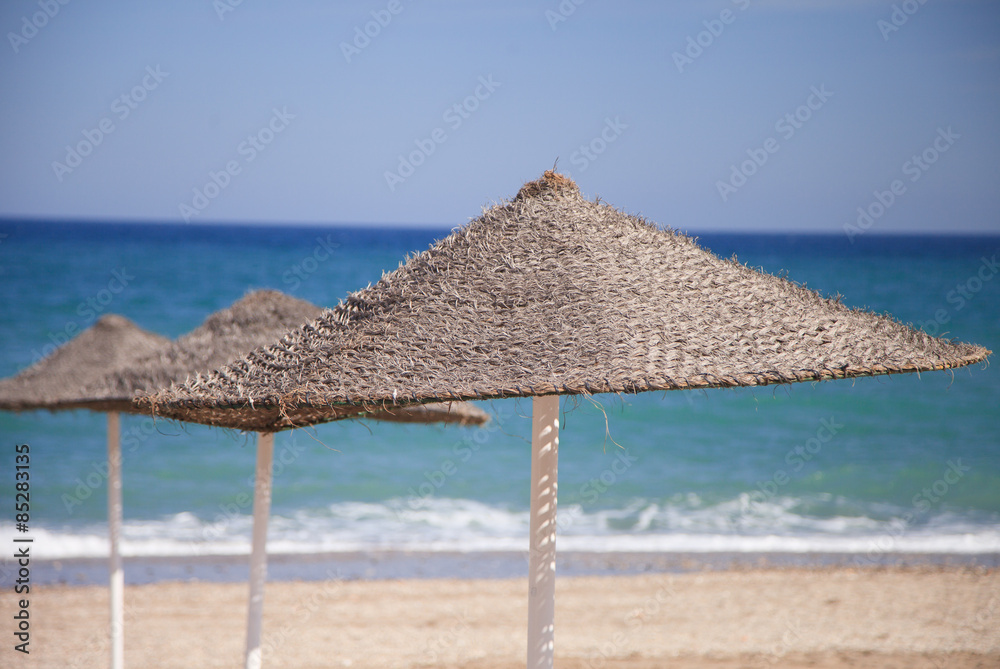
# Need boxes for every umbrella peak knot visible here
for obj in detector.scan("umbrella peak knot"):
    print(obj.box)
[514,170,578,202]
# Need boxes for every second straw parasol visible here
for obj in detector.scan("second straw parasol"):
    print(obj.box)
[0,314,170,669]
[97,289,487,669]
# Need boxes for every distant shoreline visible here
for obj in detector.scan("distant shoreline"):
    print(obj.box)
[4,217,1000,240]
[24,549,1000,587]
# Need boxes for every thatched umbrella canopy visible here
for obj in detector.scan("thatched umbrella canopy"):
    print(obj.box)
[91,289,485,669]
[73,289,321,412]
[0,314,169,412]
[0,291,336,669]
[142,170,990,668]
[142,172,988,430]
[82,288,486,425]
[1,293,485,669]
[0,313,170,669]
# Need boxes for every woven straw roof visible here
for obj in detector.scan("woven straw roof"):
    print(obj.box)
[73,289,487,427]
[141,170,991,432]
[0,314,170,412]
[76,290,320,412]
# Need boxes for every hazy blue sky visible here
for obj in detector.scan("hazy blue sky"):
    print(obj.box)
[1,0,998,233]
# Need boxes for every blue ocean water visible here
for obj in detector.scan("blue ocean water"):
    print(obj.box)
[0,221,998,561]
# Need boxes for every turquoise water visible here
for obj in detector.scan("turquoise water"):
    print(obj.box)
[1,222,998,559]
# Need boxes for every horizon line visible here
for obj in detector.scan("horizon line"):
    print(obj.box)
[1,216,998,237]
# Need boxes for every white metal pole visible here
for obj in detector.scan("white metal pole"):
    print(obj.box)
[107,411,124,669]
[527,395,560,669]
[245,432,274,669]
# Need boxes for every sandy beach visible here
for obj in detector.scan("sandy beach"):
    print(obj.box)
[4,566,998,668]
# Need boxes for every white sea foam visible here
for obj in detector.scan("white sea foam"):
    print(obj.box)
[7,496,999,559]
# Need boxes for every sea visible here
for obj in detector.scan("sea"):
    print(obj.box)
[1,221,998,584]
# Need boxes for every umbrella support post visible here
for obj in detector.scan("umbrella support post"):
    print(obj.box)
[527,395,559,669]
[245,432,274,669]
[108,411,124,669]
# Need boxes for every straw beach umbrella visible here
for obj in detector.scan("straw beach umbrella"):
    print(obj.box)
[141,171,990,668]
[69,291,329,669]
[0,314,170,669]
[1,293,486,669]
[78,289,322,410]
[83,288,488,426]
[1,295,323,669]
[0,314,169,412]
[89,289,486,669]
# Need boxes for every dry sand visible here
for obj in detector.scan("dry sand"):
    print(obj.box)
[3,567,998,668]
